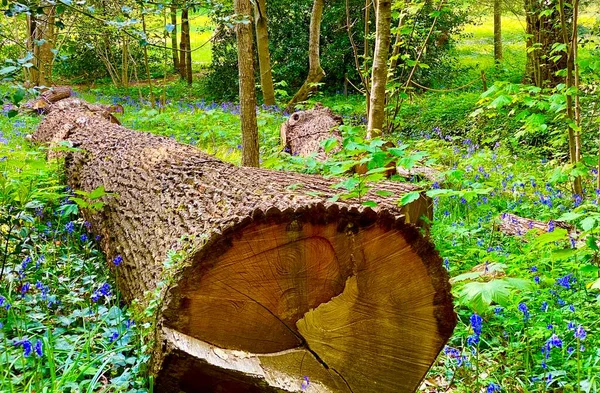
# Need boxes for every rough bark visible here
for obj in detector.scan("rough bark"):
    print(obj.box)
[26,3,56,86]
[280,104,343,159]
[497,213,574,237]
[33,97,456,393]
[493,0,502,62]
[285,0,326,112]
[367,0,392,139]
[254,0,276,106]
[235,0,260,167]
[170,5,180,72]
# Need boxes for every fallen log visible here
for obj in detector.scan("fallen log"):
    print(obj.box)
[280,106,445,183]
[280,103,343,159]
[22,86,73,113]
[33,98,456,393]
[497,213,573,237]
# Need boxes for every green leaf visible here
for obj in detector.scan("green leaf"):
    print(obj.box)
[586,236,599,251]
[0,66,18,75]
[580,217,596,232]
[489,95,512,109]
[362,200,378,207]
[375,190,394,197]
[557,212,584,221]
[399,191,420,206]
[534,228,568,245]
[88,185,106,200]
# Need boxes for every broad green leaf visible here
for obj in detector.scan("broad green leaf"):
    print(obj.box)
[399,191,420,206]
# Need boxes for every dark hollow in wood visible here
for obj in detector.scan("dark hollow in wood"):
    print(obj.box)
[33,98,456,393]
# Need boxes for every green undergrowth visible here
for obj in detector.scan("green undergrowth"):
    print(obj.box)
[0,108,151,392]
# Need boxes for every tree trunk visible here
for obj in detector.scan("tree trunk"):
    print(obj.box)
[559,0,582,196]
[254,0,276,106]
[493,0,502,62]
[26,3,56,86]
[33,97,456,393]
[141,12,155,106]
[524,0,571,87]
[122,35,129,88]
[366,0,392,138]
[171,6,180,72]
[180,8,193,85]
[285,0,326,112]
[235,0,260,167]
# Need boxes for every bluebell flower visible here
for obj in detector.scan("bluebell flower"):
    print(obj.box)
[80,234,88,242]
[109,331,119,343]
[470,313,483,336]
[541,301,548,312]
[34,339,43,357]
[467,334,480,346]
[556,274,575,290]
[443,258,449,270]
[530,266,538,273]
[14,339,33,357]
[518,303,530,322]
[547,221,555,232]
[113,255,123,267]
[575,325,586,340]
[534,276,540,284]
[568,321,576,330]
[65,221,75,234]
[494,307,503,315]
[21,282,30,296]
[487,382,501,392]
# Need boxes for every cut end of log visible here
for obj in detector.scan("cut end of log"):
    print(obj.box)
[159,205,455,393]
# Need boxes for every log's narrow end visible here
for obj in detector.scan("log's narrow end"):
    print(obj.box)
[160,207,456,393]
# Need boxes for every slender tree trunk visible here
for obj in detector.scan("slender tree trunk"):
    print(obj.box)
[141,12,155,107]
[235,0,260,167]
[493,0,502,62]
[559,0,582,196]
[367,0,392,138]
[364,0,372,115]
[285,0,325,112]
[180,8,189,80]
[170,5,179,72]
[180,8,193,85]
[254,0,276,106]
[122,35,129,88]
[388,10,406,76]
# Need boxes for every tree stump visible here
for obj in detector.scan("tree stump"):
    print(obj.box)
[33,98,456,393]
